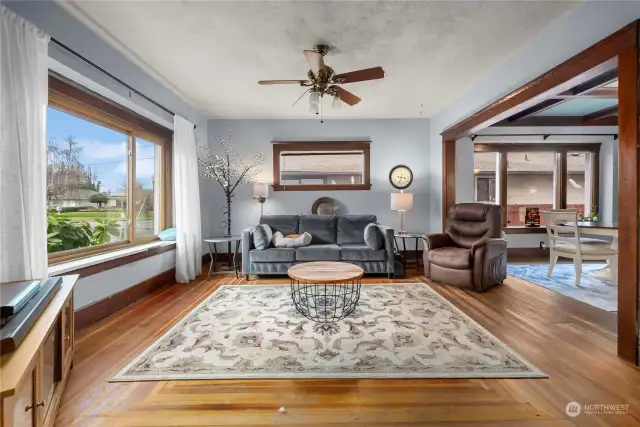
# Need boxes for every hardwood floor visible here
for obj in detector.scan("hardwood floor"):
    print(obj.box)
[56,266,639,426]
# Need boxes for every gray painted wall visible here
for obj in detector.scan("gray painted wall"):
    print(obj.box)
[205,119,430,245]
[3,0,209,308]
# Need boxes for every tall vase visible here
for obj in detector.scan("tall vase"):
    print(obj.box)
[220,192,233,237]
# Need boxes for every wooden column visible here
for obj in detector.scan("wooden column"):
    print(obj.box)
[617,37,640,364]
[497,152,508,226]
[442,140,456,228]
[555,152,567,209]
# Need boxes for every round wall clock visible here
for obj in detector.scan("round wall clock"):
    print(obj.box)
[389,165,413,190]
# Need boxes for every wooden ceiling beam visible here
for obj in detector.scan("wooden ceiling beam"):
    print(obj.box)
[553,87,618,99]
[505,69,619,122]
[564,69,618,96]
[506,98,566,122]
[583,105,618,121]
[492,116,617,127]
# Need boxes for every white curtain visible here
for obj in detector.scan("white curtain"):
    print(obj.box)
[173,115,202,282]
[0,7,50,282]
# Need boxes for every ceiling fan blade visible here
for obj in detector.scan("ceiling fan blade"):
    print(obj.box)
[333,86,361,106]
[258,80,308,85]
[304,50,325,75]
[333,66,385,84]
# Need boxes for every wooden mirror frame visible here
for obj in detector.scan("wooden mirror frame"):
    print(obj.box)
[271,141,372,191]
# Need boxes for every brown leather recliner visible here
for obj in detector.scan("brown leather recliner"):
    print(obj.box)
[422,203,507,292]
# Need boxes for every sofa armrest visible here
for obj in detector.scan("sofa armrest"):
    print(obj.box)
[241,227,255,275]
[375,224,395,274]
[422,233,453,251]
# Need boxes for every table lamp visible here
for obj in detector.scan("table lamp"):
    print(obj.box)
[391,192,413,234]
[253,182,269,217]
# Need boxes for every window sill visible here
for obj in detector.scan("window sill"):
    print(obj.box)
[503,226,547,234]
[48,241,176,278]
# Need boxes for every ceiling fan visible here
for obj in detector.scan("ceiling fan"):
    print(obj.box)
[258,44,385,115]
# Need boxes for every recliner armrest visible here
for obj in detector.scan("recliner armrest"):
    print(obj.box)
[422,233,454,250]
[471,238,507,259]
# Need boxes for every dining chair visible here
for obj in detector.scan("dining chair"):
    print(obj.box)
[542,209,618,287]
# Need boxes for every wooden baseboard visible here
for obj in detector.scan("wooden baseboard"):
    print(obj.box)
[508,247,549,262]
[75,267,175,333]
[204,251,425,262]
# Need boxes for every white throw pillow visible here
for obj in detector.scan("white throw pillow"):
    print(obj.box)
[272,231,312,248]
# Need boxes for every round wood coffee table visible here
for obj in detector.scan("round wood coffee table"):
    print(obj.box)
[288,262,364,323]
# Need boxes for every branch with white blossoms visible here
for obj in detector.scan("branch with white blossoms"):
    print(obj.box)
[197,132,265,196]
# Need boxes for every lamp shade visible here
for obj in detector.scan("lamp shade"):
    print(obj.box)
[391,192,413,211]
[253,182,269,198]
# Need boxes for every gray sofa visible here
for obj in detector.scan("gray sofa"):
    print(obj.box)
[242,215,395,279]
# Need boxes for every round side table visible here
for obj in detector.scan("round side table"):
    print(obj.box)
[394,232,424,274]
[203,236,241,279]
[288,262,364,323]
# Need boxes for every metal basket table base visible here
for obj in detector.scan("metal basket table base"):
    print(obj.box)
[289,279,362,323]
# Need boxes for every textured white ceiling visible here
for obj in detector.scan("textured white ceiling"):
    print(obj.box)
[62,1,577,119]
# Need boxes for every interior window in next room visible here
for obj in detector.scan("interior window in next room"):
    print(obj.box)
[506,152,555,226]
[473,152,498,203]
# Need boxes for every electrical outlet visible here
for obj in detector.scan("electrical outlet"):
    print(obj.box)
[539,241,547,250]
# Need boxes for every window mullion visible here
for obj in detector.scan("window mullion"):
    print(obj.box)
[127,134,136,242]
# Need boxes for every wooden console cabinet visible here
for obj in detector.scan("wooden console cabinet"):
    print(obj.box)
[1,275,78,427]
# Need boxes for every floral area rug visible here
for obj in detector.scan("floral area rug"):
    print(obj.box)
[112,284,545,381]
[507,263,616,312]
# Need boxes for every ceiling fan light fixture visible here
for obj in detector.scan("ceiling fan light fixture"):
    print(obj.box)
[309,97,319,115]
[309,91,320,105]
[332,95,342,110]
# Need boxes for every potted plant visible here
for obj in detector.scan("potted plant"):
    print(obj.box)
[578,206,599,222]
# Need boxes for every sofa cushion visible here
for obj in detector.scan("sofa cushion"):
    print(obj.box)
[299,215,337,244]
[340,244,386,262]
[337,215,377,245]
[260,215,299,236]
[250,248,295,263]
[427,247,471,270]
[295,244,341,261]
[252,224,273,250]
[364,223,384,250]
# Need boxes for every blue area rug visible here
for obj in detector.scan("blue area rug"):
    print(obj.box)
[507,263,617,312]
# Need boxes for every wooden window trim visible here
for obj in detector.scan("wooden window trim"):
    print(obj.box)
[48,74,173,141]
[56,242,176,278]
[473,143,601,227]
[272,141,372,191]
[47,75,173,264]
[473,143,602,153]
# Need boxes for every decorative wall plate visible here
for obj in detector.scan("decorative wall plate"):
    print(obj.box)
[311,197,338,215]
